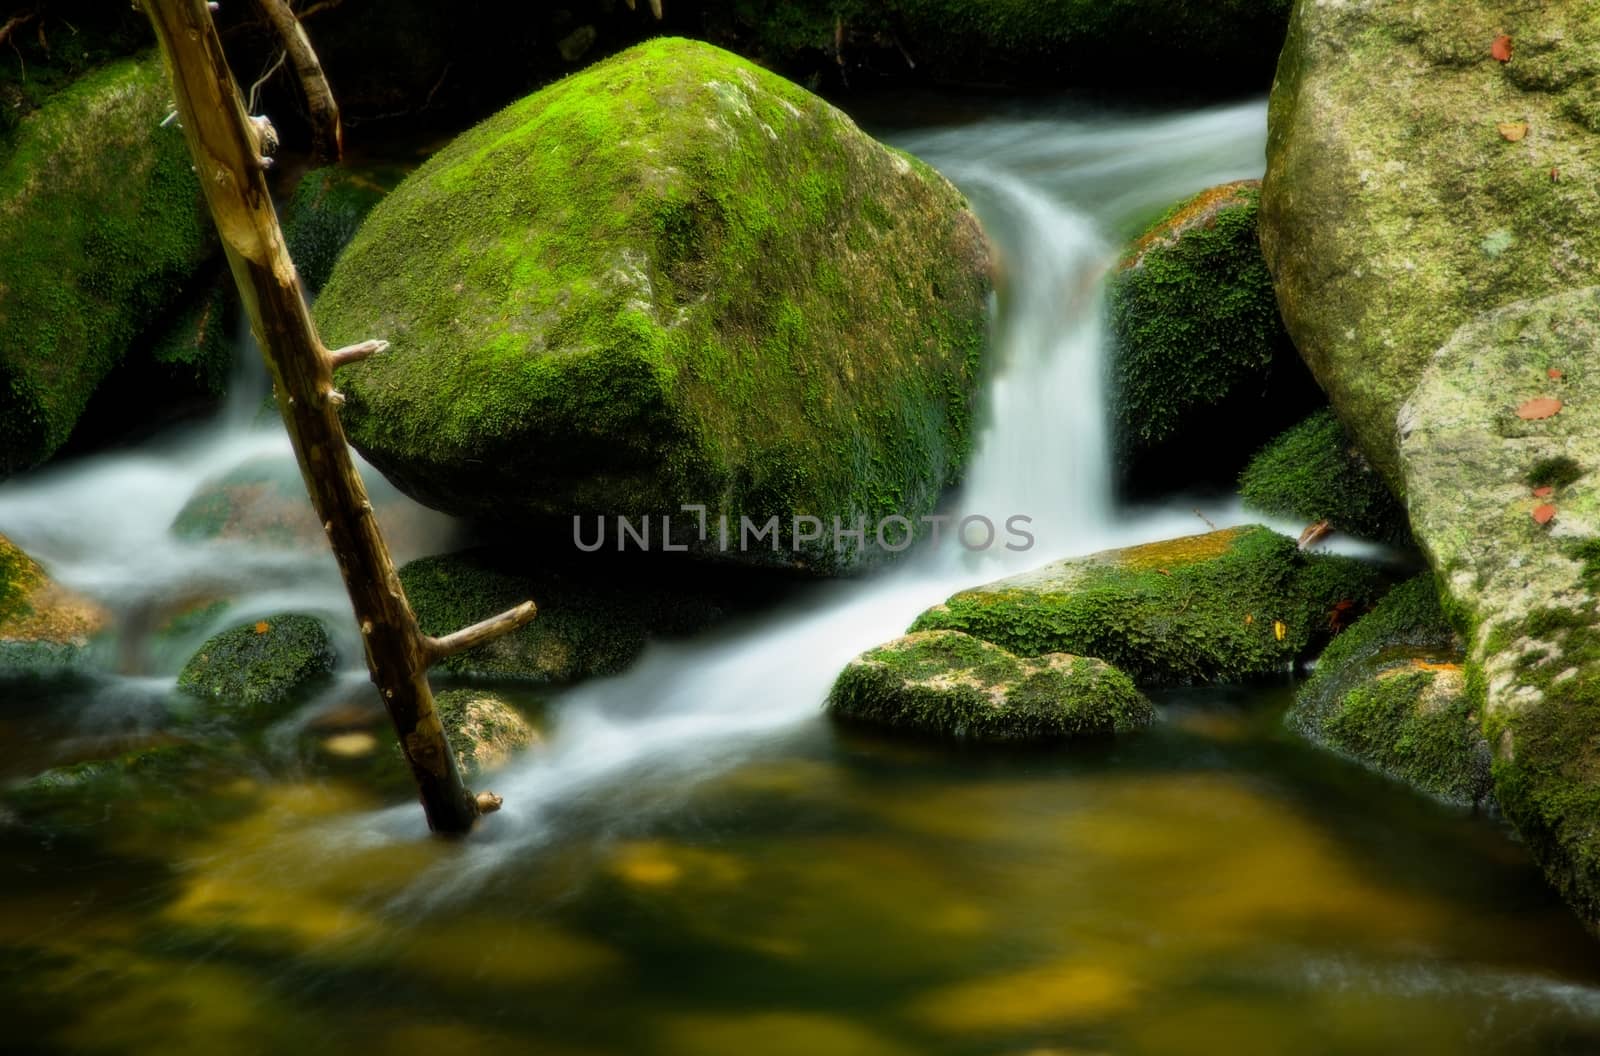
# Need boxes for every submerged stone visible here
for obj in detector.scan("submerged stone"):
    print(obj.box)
[0,533,109,678]
[1292,575,1490,808]
[434,689,538,774]
[912,526,1387,686]
[0,55,215,475]
[314,37,991,574]
[176,613,336,721]
[1239,409,1411,544]
[827,629,1153,742]
[1108,180,1320,490]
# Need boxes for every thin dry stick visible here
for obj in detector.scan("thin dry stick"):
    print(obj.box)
[254,0,341,162]
[139,0,535,833]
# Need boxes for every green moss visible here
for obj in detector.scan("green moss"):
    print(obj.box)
[0,55,214,475]
[315,38,990,574]
[175,613,336,721]
[912,526,1387,686]
[1239,409,1410,543]
[1109,182,1320,489]
[282,164,406,292]
[399,547,780,682]
[432,689,536,774]
[826,629,1154,742]
[1527,456,1585,491]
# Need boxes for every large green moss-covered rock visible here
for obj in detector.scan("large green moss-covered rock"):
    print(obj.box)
[0,55,217,475]
[1291,575,1490,807]
[827,629,1153,742]
[1260,1,1600,493]
[282,164,405,293]
[1239,409,1410,544]
[176,613,336,721]
[1109,181,1320,490]
[1399,287,1600,923]
[0,534,109,679]
[315,37,990,574]
[912,526,1387,686]
[433,689,538,774]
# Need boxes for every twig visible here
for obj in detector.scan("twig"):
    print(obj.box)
[0,11,36,51]
[1194,508,1219,532]
[246,46,284,112]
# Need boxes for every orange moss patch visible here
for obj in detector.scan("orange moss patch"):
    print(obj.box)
[1116,526,1249,572]
[0,533,108,644]
[1119,179,1259,269]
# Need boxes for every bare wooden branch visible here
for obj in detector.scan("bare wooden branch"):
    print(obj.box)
[0,10,36,51]
[328,338,387,368]
[254,0,342,162]
[139,0,537,834]
[424,601,538,666]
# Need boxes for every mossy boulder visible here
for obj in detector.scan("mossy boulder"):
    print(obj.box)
[1109,181,1320,491]
[912,526,1387,686]
[1398,286,1600,924]
[282,164,406,293]
[399,547,780,683]
[176,613,336,721]
[434,690,537,774]
[314,37,991,574]
[1260,1,1600,493]
[0,534,109,678]
[0,54,217,475]
[827,629,1153,742]
[1291,575,1490,807]
[1239,409,1410,544]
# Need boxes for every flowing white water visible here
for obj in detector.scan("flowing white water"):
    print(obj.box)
[0,99,1278,871]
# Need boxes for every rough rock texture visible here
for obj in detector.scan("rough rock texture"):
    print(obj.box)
[1292,574,1490,807]
[1260,0,1600,492]
[0,55,216,475]
[399,547,780,683]
[433,689,538,773]
[1399,288,1600,922]
[0,534,109,678]
[315,38,990,573]
[912,526,1386,686]
[176,613,336,721]
[827,629,1153,742]
[1239,408,1410,544]
[1109,181,1320,489]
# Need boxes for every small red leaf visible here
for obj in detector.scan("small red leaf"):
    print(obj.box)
[1549,368,1565,380]
[1517,397,1563,420]
[1533,504,1557,525]
[1533,486,1555,498]
[1492,35,1513,63]
[1552,167,1562,182]
[1499,121,1529,142]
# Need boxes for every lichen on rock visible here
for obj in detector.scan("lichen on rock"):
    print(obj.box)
[0,533,109,679]
[433,689,538,774]
[826,629,1153,742]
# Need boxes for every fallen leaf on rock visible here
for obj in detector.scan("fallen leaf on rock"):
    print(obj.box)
[1499,121,1529,142]
[1298,518,1333,550]
[1549,368,1565,380]
[1533,504,1557,526]
[1273,620,1287,642]
[1552,167,1562,182]
[1244,614,1254,627]
[1533,485,1555,498]
[1492,35,1513,62]
[1517,397,1562,420]
[254,620,271,634]
[1413,659,1463,673]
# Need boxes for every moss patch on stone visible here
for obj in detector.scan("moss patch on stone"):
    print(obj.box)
[1108,181,1320,490]
[827,629,1154,742]
[911,526,1387,686]
[433,689,537,774]
[1291,574,1489,806]
[1239,408,1410,543]
[314,37,990,574]
[176,613,336,721]
[282,163,406,293]
[0,55,215,475]
[0,533,109,678]
[399,547,783,683]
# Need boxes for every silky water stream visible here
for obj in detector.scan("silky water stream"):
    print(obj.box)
[2,99,1599,1055]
